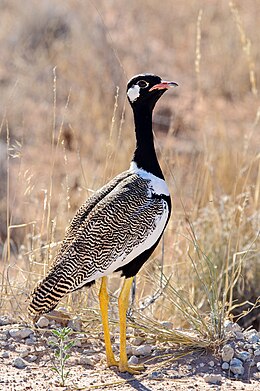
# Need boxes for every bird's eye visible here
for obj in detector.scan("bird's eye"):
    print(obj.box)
[137,80,149,89]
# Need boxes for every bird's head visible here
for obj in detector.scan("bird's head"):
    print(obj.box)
[126,73,178,110]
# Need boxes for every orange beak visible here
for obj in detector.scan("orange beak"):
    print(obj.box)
[149,81,178,91]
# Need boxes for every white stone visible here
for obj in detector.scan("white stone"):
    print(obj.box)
[12,357,28,369]
[160,321,173,330]
[68,317,82,332]
[208,360,215,367]
[204,374,222,384]
[9,328,33,339]
[222,362,229,370]
[230,358,244,375]
[0,315,14,326]
[15,348,29,358]
[254,349,260,356]
[257,362,260,371]
[27,355,37,362]
[224,320,241,333]
[222,344,235,362]
[80,356,95,366]
[36,316,49,328]
[128,355,139,365]
[132,345,152,356]
[237,351,251,362]
[131,337,144,346]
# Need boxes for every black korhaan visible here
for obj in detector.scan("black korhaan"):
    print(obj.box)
[29,73,178,373]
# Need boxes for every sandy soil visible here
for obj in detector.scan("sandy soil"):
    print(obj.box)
[0,321,259,391]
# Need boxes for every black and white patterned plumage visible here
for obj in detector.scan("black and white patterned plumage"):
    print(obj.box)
[29,73,178,316]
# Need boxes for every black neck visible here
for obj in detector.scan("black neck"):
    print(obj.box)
[132,105,164,179]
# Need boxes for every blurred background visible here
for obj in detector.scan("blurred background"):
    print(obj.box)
[0,0,259,329]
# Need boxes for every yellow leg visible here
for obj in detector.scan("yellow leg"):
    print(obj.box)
[118,277,145,374]
[99,276,118,367]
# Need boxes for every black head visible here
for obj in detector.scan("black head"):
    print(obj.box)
[126,73,178,110]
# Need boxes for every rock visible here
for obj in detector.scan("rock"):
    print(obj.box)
[0,333,7,340]
[160,321,173,329]
[247,334,259,344]
[68,317,82,332]
[80,356,95,366]
[208,360,215,367]
[235,331,244,340]
[199,363,205,367]
[132,344,152,356]
[257,362,260,371]
[230,358,244,375]
[12,357,28,369]
[42,310,70,326]
[222,362,229,370]
[1,352,9,358]
[254,349,260,357]
[47,336,58,346]
[25,337,36,346]
[15,348,29,358]
[149,371,161,379]
[237,351,251,362]
[27,355,37,362]
[204,374,222,384]
[36,316,49,328]
[222,344,235,362]
[73,338,81,347]
[0,315,14,326]
[131,337,144,346]
[9,328,33,339]
[128,355,139,365]
[224,321,241,333]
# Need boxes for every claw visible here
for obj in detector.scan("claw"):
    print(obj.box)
[119,363,145,374]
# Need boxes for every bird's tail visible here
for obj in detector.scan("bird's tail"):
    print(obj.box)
[28,269,73,316]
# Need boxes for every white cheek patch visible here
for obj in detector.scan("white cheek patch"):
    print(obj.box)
[127,85,140,102]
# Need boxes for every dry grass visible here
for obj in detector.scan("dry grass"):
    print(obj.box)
[0,0,259,347]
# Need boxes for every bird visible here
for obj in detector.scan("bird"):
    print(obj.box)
[28,73,178,374]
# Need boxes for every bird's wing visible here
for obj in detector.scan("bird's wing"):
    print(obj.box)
[57,170,132,256]
[29,173,169,314]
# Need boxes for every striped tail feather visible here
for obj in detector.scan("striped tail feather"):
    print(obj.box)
[28,270,74,315]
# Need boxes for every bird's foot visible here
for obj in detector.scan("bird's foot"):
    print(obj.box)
[119,362,145,374]
[107,357,119,367]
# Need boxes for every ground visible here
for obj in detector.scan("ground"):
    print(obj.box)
[0,318,259,391]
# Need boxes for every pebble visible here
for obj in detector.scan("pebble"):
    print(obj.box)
[27,355,37,362]
[80,356,95,366]
[12,357,28,369]
[208,360,215,367]
[131,337,144,346]
[128,355,139,365]
[149,371,162,379]
[36,316,49,328]
[132,344,152,356]
[229,358,244,375]
[257,362,260,371]
[0,333,7,341]
[1,352,9,358]
[235,331,244,340]
[68,317,82,332]
[222,344,234,362]
[25,337,36,346]
[0,315,14,326]
[222,362,229,370]
[254,349,260,357]
[204,374,222,384]
[160,321,173,329]
[224,320,241,333]
[9,328,33,339]
[15,348,29,358]
[237,351,250,362]
[247,334,259,344]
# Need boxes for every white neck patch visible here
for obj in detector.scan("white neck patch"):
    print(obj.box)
[127,85,140,102]
[129,161,170,196]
